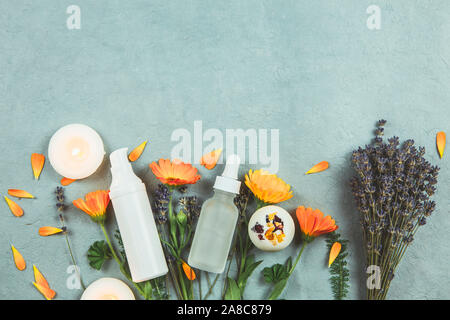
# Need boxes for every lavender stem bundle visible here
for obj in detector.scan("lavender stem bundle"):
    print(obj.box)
[350,120,439,300]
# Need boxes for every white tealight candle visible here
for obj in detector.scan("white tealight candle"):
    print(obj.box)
[48,124,105,179]
[81,278,135,300]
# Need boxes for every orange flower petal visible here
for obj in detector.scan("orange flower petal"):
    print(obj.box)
[7,189,35,199]
[11,245,26,271]
[39,226,64,236]
[33,282,56,300]
[4,196,24,217]
[437,131,446,159]
[31,153,45,180]
[150,158,201,186]
[328,242,342,267]
[305,161,329,175]
[244,169,293,204]
[33,265,50,288]
[129,141,148,162]
[296,206,338,238]
[200,148,222,170]
[61,177,76,186]
[182,261,196,281]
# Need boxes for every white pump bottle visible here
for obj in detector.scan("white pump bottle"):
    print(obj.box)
[109,148,168,282]
[188,154,241,273]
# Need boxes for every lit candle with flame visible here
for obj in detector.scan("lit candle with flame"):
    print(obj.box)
[48,124,105,179]
[81,278,135,300]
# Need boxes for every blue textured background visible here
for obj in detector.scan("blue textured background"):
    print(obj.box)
[1,1,449,300]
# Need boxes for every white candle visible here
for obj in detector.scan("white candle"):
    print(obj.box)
[81,278,135,300]
[48,124,105,179]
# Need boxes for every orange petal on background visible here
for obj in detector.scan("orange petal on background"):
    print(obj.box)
[305,161,329,175]
[129,141,148,162]
[437,131,446,159]
[61,177,76,186]
[200,149,222,170]
[11,245,26,271]
[31,153,45,180]
[182,261,196,281]
[328,242,342,267]
[33,282,56,300]
[33,265,50,288]
[8,189,35,199]
[4,196,24,217]
[39,226,64,236]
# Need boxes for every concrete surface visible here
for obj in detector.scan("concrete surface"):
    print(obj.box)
[0,1,449,299]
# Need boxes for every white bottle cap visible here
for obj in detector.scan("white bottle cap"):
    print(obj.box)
[213,154,241,194]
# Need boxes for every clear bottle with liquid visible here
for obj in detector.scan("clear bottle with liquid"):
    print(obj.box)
[188,155,241,273]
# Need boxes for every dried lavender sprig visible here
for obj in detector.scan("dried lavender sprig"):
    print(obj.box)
[55,187,85,290]
[350,120,439,299]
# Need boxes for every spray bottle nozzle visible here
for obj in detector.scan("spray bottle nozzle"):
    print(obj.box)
[110,148,130,170]
[109,148,142,194]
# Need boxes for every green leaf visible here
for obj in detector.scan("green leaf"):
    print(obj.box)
[268,278,288,300]
[176,209,188,227]
[237,255,263,293]
[87,240,112,270]
[224,277,241,300]
[142,280,153,300]
[262,263,289,284]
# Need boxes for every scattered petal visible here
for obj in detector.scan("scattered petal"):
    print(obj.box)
[61,177,76,186]
[129,141,148,162]
[39,226,64,236]
[437,131,446,159]
[200,148,223,170]
[182,261,196,281]
[33,282,56,300]
[7,189,35,199]
[33,265,50,288]
[4,196,24,217]
[305,161,329,175]
[11,245,26,271]
[31,153,45,180]
[328,242,342,267]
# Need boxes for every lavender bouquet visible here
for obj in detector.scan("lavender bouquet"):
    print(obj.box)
[350,120,439,300]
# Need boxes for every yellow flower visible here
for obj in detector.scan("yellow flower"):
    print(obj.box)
[73,190,110,224]
[245,169,293,204]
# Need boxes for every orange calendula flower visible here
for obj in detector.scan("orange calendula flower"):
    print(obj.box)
[33,265,55,300]
[182,261,196,281]
[11,245,26,271]
[31,153,45,180]
[328,242,342,267]
[437,131,446,159]
[39,226,65,236]
[305,161,329,175]
[4,196,24,217]
[200,148,222,170]
[245,169,293,204]
[73,190,110,223]
[150,159,201,186]
[61,177,76,186]
[296,206,338,241]
[8,189,35,199]
[129,141,148,162]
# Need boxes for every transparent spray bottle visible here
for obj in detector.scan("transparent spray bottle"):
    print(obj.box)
[188,154,241,273]
[109,148,168,282]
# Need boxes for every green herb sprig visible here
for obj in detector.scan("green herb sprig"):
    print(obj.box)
[326,232,350,300]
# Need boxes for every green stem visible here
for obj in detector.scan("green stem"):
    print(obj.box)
[63,232,86,290]
[289,241,308,275]
[100,223,146,298]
